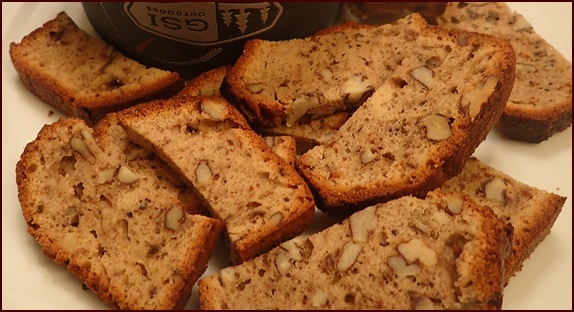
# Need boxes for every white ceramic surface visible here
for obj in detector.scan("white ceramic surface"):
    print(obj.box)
[2,2,571,309]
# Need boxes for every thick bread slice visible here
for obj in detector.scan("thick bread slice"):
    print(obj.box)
[198,190,512,310]
[437,2,572,143]
[9,12,184,126]
[117,96,316,264]
[182,65,350,152]
[15,117,223,310]
[441,157,566,284]
[296,14,516,216]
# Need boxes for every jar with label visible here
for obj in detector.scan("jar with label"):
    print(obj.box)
[82,2,343,78]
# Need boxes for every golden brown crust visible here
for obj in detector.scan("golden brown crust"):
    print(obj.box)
[9,12,184,126]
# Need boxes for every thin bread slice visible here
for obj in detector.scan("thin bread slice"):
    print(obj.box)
[437,2,572,143]
[9,12,184,126]
[117,96,316,264]
[15,117,223,309]
[441,157,566,284]
[198,189,512,310]
[296,14,516,216]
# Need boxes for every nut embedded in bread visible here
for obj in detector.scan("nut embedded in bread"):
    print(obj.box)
[296,14,516,216]
[437,2,573,143]
[441,157,566,284]
[9,11,185,126]
[15,117,223,309]
[117,96,316,264]
[182,65,350,153]
[198,190,511,310]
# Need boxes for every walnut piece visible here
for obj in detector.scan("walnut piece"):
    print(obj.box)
[70,137,94,161]
[117,165,138,184]
[195,161,212,184]
[422,114,451,141]
[276,240,304,275]
[337,241,362,272]
[97,167,116,184]
[343,75,373,104]
[461,76,499,120]
[512,14,532,31]
[268,212,283,226]
[413,296,435,310]
[432,211,451,225]
[125,147,152,161]
[485,177,507,202]
[311,290,329,308]
[247,83,264,93]
[388,255,421,276]
[287,95,319,126]
[360,148,378,164]
[397,239,437,267]
[410,66,434,89]
[201,100,228,121]
[318,68,333,83]
[349,206,377,243]
[165,206,184,230]
[446,193,464,215]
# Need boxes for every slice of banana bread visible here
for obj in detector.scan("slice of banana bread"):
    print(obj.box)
[15,117,223,310]
[437,2,572,143]
[9,12,184,126]
[296,14,516,216]
[198,190,512,310]
[441,157,566,284]
[117,96,316,264]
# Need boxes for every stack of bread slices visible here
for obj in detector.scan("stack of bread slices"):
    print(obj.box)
[11,3,568,310]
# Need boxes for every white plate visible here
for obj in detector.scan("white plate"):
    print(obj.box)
[2,2,571,310]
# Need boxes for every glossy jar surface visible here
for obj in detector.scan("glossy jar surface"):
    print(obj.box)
[83,2,342,78]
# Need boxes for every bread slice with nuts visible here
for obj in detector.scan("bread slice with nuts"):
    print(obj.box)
[15,117,223,309]
[441,157,566,284]
[9,11,184,126]
[180,65,349,153]
[117,96,316,264]
[437,2,572,143]
[198,189,512,310]
[296,13,516,217]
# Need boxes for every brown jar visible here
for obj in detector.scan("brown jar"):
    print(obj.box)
[82,2,342,78]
